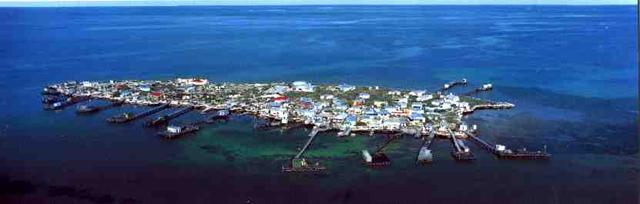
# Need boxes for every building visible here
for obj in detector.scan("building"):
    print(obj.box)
[358,93,370,100]
[417,94,433,102]
[292,81,315,92]
[337,84,356,92]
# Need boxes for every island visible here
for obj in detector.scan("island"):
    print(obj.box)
[41,78,550,173]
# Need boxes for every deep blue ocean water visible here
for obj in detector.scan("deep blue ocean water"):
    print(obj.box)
[0,6,638,204]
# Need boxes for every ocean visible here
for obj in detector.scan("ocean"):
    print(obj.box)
[0,5,638,203]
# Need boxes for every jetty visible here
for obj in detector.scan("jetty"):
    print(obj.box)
[282,125,328,173]
[76,100,124,114]
[416,131,436,164]
[465,131,550,160]
[461,83,493,96]
[144,106,193,127]
[463,102,515,115]
[449,130,474,161]
[107,104,169,123]
[43,96,90,111]
[362,134,401,167]
[439,78,468,92]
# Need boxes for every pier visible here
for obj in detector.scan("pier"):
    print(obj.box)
[144,106,194,127]
[417,131,436,164]
[465,131,550,160]
[337,127,352,137]
[107,104,169,123]
[363,134,400,167]
[76,100,124,114]
[463,102,515,114]
[461,83,493,96]
[439,79,467,92]
[294,126,326,159]
[43,96,90,111]
[282,125,328,173]
[449,130,474,161]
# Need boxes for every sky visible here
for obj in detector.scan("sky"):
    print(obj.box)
[0,0,635,7]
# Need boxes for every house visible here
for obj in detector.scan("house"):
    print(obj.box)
[364,107,377,116]
[378,109,391,118]
[320,94,334,100]
[189,78,208,86]
[139,84,151,92]
[358,93,370,100]
[410,112,426,123]
[333,99,349,110]
[272,95,288,103]
[383,117,407,130]
[344,115,357,126]
[292,81,314,92]
[352,99,364,107]
[417,94,433,102]
[373,101,388,107]
[266,85,289,94]
[337,84,356,92]
[397,98,409,108]
[409,90,427,96]
[445,93,459,102]
[411,102,424,114]
[387,90,402,95]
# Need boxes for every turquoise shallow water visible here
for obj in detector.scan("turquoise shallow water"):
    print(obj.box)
[0,5,638,204]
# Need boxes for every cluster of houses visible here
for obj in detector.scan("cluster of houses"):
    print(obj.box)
[245,81,480,136]
[51,78,488,137]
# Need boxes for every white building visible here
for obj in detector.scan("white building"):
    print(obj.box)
[337,84,356,92]
[292,81,315,92]
[417,94,434,102]
[358,93,370,100]
[409,90,427,96]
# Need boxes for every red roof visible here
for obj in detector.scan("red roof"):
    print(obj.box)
[150,92,162,97]
[272,96,288,102]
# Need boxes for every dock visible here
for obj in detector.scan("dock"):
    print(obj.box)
[461,83,493,96]
[337,127,352,137]
[463,102,514,114]
[449,130,474,161]
[282,125,328,173]
[465,131,550,160]
[107,104,169,123]
[144,106,193,127]
[417,131,436,164]
[363,134,400,167]
[439,79,468,92]
[43,96,90,111]
[294,126,325,159]
[76,100,124,114]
